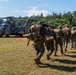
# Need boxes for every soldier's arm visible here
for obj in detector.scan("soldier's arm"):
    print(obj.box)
[53,31,57,40]
[27,39,30,45]
[59,30,64,38]
[53,31,58,48]
[69,30,71,37]
[40,26,47,39]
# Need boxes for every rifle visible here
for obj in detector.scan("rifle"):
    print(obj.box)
[26,32,38,45]
[25,33,31,45]
[27,38,30,45]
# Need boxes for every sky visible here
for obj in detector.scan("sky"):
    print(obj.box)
[0,0,76,17]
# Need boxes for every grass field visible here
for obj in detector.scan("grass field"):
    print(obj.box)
[0,37,76,75]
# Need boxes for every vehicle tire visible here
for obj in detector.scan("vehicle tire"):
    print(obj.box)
[6,35,9,37]
[0,34,3,37]
[20,34,23,37]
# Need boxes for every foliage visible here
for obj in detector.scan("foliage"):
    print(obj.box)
[1,11,76,28]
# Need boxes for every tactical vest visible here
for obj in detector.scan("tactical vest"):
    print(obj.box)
[45,28,54,42]
[63,28,71,39]
[54,29,63,39]
[30,25,43,41]
[71,30,76,41]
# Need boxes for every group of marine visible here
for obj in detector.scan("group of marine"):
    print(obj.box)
[26,21,76,65]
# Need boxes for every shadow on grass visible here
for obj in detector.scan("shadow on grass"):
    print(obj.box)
[38,63,76,72]
[71,51,76,54]
[64,54,76,58]
[55,59,76,65]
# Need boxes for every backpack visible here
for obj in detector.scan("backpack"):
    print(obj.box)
[54,29,64,39]
[45,28,55,42]
[71,30,76,41]
[63,28,71,38]
[30,25,43,41]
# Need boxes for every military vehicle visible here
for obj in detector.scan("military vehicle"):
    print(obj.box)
[0,17,31,37]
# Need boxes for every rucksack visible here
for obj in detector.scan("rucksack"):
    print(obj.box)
[71,30,76,41]
[45,28,55,42]
[63,28,71,38]
[30,25,43,41]
[54,29,64,39]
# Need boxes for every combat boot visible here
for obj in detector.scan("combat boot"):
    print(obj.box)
[65,49,67,53]
[47,55,51,60]
[61,50,63,54]
[54,54,57,56]
[54,52,57,56]
[39,61,43,64]
[34,58,40,65]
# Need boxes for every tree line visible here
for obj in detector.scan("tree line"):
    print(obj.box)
[1,11,76,28]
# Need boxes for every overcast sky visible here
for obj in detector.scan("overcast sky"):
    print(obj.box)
[0,0,76,17]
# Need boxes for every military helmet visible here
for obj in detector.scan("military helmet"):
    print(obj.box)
[39,21,44,25]
[50,25,55,28]
[58,25,62,29]
[71,27,76,30]
[65,24,69,28]
[39,21,48,27]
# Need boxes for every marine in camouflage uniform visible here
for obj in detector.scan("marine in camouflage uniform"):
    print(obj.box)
[44,25,57,60]
[29,25,45,65]
[63,24,71,52]
[70,27,76,49]
[54,25,64,56]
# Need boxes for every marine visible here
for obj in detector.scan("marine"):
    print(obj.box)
[63,24,71,52]
[27,24,45,65]
[70,27,76,49]
[44,25,57,60]
[54,25,64,56]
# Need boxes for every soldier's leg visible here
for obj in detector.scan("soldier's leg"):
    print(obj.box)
[59,41,63,54]
[75,42,76,49]
[47,48,54,60]
[34,41,45,65]
[36,50,39,57]
[74,42,76,49]
[54,42,58,56]
[34,42,39,65]
[46,42,54,60]
[35,49,44,64]
[45,43,51,60]
[64,40,68,52]
[70,39,73,50]
[36,50,44,59]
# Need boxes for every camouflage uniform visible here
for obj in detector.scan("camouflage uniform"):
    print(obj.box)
[70,27,76,49]
[63,25,71,52]
[29,25,45,65]
[44,26,57,60]
[54,26,64,56]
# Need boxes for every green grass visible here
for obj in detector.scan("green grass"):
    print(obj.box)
[0,38,76,75]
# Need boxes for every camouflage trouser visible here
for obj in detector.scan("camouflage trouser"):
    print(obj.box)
[63,39,69,52]
[54,39,63,55]
[45,41,54,56]
[34,40,45,61]
[70,39,76,49]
